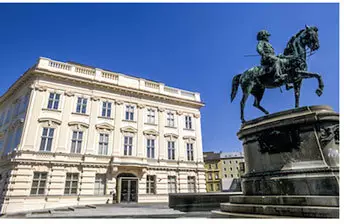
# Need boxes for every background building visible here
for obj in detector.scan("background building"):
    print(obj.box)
[203,151,245,192]
[203,152,221,192]
[220,152,245,192]
[0,57,206,214]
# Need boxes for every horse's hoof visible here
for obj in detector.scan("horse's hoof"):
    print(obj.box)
[316,89,323,96]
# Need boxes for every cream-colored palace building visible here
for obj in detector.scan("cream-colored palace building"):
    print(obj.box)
[0,57,206,214]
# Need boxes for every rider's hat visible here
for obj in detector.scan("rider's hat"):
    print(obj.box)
[257,30,271,40]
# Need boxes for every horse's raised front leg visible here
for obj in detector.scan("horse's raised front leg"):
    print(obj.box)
[296,71,324,96]
[293,81,301,108]
[240,92,249,123]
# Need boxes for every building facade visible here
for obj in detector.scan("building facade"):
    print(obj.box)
[203,152,221,192]
[0,57,206,214]
[203,151,245,192]
[220,152,245,191]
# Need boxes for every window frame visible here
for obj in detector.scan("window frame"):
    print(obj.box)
[167,141,175,160]
[47,92,61,110]
[185,115,192,129]
[146,175,156,194]
[125,105,135,121]
[147,108,156,124]
[70,130,83,154]
[146,138,155,159]
[98,133,109,155]
[30,172,48,195]
[39,127,55,152]
[167,176,177,193]
[186,142,194,161]
[187,176,196,193]
[94,173,106,195]
[124,136,133,156]
[64,173,79,195]
[76,97,88,114]
[166,111,175,127]
[101,101,112,118]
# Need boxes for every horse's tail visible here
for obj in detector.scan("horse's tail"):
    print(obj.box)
[231,74,241,102]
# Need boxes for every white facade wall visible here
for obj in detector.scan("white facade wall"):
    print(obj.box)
[0,57,206,214]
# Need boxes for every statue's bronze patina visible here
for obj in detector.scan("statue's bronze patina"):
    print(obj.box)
[231,25,324,123]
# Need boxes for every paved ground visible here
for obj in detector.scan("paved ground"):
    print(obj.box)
[1,203,212,218]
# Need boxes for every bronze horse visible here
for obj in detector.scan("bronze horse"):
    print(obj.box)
[231,26,324,123]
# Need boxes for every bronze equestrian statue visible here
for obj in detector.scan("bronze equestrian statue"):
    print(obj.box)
[231,25,324,123]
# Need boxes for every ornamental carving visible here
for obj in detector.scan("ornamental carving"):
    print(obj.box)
[90,96,100,101]
[38,117,62,126]
[257,128,300,154]
[115,100,124,105]
[143,129,159,136]
[176,111,183,115]
[319,124,339,147]
[137,104,145,109]
[64,91,75,97]
[120,126,137,133]
[95,122,115,131]
[193,114,200,118]
[158,107,165,112]
[32,84,47,92]
[68,121,90,129]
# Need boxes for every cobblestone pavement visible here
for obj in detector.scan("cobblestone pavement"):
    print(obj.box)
[1,203,212,218]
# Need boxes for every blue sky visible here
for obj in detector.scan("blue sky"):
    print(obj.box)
[0,3,339,152]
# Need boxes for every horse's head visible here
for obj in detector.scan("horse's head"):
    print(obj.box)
[303,25,320,51]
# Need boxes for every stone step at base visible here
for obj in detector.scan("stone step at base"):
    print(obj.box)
[211,210,296,218]
[229,195,339,207]
[220,203,339,218]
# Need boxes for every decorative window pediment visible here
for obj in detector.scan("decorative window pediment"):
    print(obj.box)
[38,117,62,126]
[96,122,114,131]
[164,133,179,140]
[68,121,90,129]
[143,129,159,136]
[183,136,196,141]
[120,126,137,133]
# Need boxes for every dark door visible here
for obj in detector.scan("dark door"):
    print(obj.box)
[120,179,137,203]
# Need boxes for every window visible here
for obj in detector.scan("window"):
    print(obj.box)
[229,161,232,164]
[167,112,175,127]
[187,176,196,193]
[236,160,238,164]
[230,167,233,171]
[0,112,4,126]
[215,163,218,169]
[13,126,23,149]
[223,161,226,164]
[99,133,109,155]
[124,136,133,156]
[167,141,175,160]
[216,183,220,191]
[237,174,239,177]
[146,175,156,194]
[0,140,3,153]
[125,105,134,121]
[76,97,87,114]
[215,173,219,180]
[147,139,155,158]
[101,101,112,118]
[71,131,83,153]
[30,172,47,195]
[210,184,214,191]
[224,174,228,178]
[224,168,227,171]
[64,173,79,195]
[185,116,192,129]
[208,173,212,180]
[4,130,14,154]
[147,109,155,124]
[168,176,177,193]
[14,100,21,116]
[94,174,106,195]
[231,174,233,178]
[186,143,194,161]
[47,93,60,110]
[39,128,54,152]
[5,108,11,124]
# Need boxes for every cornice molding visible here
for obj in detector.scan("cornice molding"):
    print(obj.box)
[32,69,205,109]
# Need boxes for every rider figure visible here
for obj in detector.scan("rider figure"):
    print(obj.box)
[256,30,288,83]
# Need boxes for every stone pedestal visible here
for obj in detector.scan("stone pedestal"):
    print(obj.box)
[213,105,339,218]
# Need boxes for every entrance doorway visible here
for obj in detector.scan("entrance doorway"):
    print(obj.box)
[117,173,138,203]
